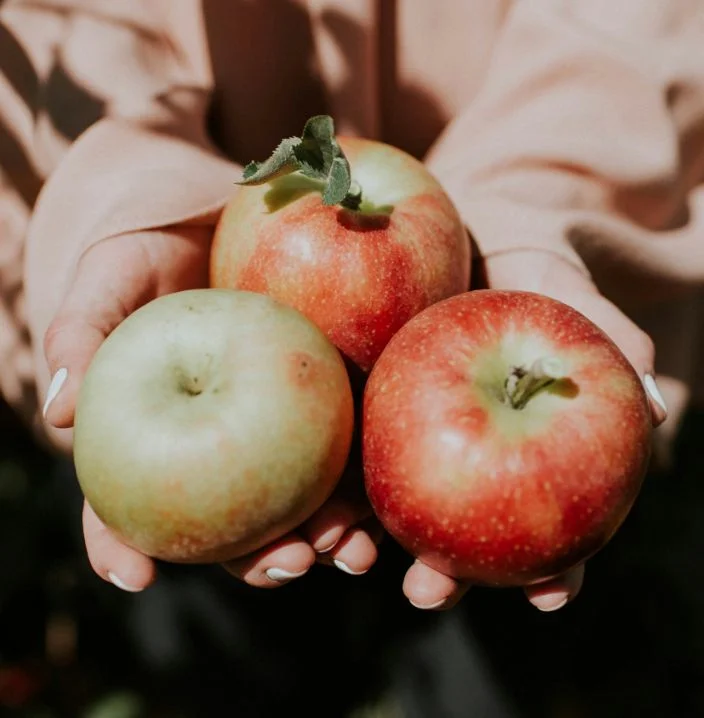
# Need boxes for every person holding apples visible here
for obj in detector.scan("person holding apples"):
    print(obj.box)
[1,0,699,622]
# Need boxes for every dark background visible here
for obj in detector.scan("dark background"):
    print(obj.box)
[1,396,704,718]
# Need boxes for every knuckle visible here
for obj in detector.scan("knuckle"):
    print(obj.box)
[42,316,73,363]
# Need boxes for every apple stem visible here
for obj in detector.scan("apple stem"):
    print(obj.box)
[505,356,566,410]
[341,180,363,211]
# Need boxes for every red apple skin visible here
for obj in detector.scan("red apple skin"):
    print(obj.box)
[210,137,470,372]
[362,290,652,587]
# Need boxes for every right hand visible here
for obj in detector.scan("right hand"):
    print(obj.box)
[400,249,667,613]
[42,227,381,592]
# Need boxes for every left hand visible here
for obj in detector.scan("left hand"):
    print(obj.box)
[400,249,668,612]
[42,226,383,590]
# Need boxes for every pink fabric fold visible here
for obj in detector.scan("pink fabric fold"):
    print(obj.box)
[24,118,240,421]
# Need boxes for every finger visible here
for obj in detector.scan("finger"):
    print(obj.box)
[42,242,152,428]
[221,534,316,588]
[524,563,585,612]
[300,494,373,554]
[42,226,210,429]
[563,293,667,428]
[83,501,157,592]
[322,517,384,576]
[402,559,471,611]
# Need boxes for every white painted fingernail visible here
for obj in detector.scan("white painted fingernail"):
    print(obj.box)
[409,598,447,610]
[265,567,308,582]
[644,374,668,416]
[107,572,143,593]
[315,539,340,554]
[42,368,68,418]
[333,559,368,576]
[532,595,568,612]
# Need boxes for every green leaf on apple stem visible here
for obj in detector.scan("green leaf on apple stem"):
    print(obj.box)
[322,156,354,206]
[240,137,300,184]
[294,114,337,180]
[237,115,358,208]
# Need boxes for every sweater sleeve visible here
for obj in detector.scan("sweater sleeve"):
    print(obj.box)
[0,0,239,437]
[426,0,704,308]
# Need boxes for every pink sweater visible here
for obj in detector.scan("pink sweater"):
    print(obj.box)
[1,0,703,446]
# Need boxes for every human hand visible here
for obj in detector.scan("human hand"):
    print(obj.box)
[400,249,668,612]
[41,228,382,592]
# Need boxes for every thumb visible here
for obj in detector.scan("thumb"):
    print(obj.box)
[554,289,667,428]
[41,237,156,429]
[42,225,212,429]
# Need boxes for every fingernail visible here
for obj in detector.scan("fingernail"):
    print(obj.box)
[409,598,447,610]
[43,368,68,418]
[265,567,308,583]
[644,374,668,417]
[107,571,143,593]
[313,528,343,554]
[315,539,339,554]
[531,594,568,612]
[333,559,368,576]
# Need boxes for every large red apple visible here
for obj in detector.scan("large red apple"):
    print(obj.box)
[73,289,354,564]
[210,115,470,372]
[362,290,652,587]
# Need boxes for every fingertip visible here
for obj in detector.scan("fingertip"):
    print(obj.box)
[106,561,157,593]
[42,368,81,429]
[403,559,469,611]
[82,502,157,592]
[527,591,569,613]
[525,563,585,612]
[310,525,346,555]
[643,374,668,427]
[42,367,67,416]
[263,566,310,583]
[42,318,106,429]
[222,534,316,588]
[325,526,379,576]
[302,498,372,553]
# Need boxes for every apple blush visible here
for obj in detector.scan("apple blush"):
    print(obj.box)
[362,290,653,587]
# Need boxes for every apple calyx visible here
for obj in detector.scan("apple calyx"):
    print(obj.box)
[504,356,566,410]
[175,367,206,397]
[236,115,363,210]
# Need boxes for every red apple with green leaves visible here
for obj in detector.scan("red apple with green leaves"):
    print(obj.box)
[362,290,652,587]
[210,115,470,373]
[73,288,354,564]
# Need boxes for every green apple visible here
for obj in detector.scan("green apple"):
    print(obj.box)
[73,289,354,563]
